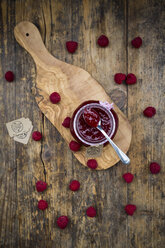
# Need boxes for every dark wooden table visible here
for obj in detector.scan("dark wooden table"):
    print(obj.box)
[0,0,165,247]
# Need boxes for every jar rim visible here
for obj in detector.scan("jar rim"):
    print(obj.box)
[73,102,116,146]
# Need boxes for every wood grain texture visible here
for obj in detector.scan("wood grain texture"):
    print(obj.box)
[14,21,132,170]
[126,0,165,247]
[0,0,164,248]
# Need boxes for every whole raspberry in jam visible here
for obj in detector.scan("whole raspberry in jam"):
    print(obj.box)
[57,216,69,229]
[123,173,134,183]
[87,159,98,169]
[62,117,71,128]
[49,92,61,104]
[38,200,48,210]
[131,37,142,48]
[114,73,126,84]
[69,140,81,152]
[5,71,14,82]
[69,180,80,191]
[150,162,161,174]
[86,206,97,217]
[66,41,78,53]
[143,107,156,118]
[125,204,136,216]
[36,181,47,192]
[126,73,137,85]
[32,131,42,141]
[97,35,109,47]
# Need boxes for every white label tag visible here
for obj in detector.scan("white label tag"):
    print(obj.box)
[85,145,103,158]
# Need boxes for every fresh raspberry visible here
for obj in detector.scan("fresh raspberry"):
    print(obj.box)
[114,73,126,84]
[97,35,109,47]
[131,37,142,48]
[69,140,81,152]
[123,173,134,183]
[126,73,137,85]
[49,92,61,104]
[150,162,161,174]
[66,41,78,53]
[69,180,80,191]
[32,131,42,141]
[62,117,71,128]
[125,204,136,216]
[5,71,14,82]
[57,216,69,229]
[38,200,48,210]
[87,159,98,169]
[86,206,96,217]
[36,181,47,192]
[143,107,156,118]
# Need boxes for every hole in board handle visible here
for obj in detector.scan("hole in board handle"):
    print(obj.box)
[26,33,29,36]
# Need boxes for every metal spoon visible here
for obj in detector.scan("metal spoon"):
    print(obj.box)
[97,120,130,165]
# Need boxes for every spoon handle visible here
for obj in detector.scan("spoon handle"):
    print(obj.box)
[97,126,130,165]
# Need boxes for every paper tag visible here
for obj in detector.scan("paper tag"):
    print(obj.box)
[6,117,33,145]
[6,118,25,137]
[14,125,33,144]
[6,118,31,137]
[85,145,103,158]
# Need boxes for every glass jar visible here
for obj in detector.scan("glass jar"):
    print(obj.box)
[70,100,118,146]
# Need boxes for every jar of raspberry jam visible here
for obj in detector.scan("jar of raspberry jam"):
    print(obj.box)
[70,100,118,146]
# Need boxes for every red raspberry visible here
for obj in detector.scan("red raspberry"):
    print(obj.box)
[38,200,48,210]
[69,140,81,152]
[125,204,136,216]
[126,73,137,85]
[5,71,14,82]
[62,117,71,128]
[69,180,80,191]
[97,35,109,47]
[131,37,142,48]
[32,131,42,141]
[143,107,156,118]
[57,216,69,229]
[114,73,126,84]
[66,41,78,53]
[87,159,98,169]
[86,206,96,217]
[49,92,61,104]
[123,173,134,183]
[36,181,47,192]
[150,162,161,174]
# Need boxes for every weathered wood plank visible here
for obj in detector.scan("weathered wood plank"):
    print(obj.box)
[0,0,47,247]
[0,1,18,247]
[127,0,165,247]
[14,1,49,247]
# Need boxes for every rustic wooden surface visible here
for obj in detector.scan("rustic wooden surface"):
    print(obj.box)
[0,0,164,247]
[14,21,132,170]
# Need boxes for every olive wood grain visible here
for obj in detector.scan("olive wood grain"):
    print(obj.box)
[14,21,132,169]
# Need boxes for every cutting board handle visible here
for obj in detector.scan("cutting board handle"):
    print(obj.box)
[14,21,58,66]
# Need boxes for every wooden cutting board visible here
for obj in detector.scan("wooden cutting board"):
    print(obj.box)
[14,21,132,170]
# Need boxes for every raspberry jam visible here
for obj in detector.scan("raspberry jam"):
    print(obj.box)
[70,101,118,146]
[83,108,100,127]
